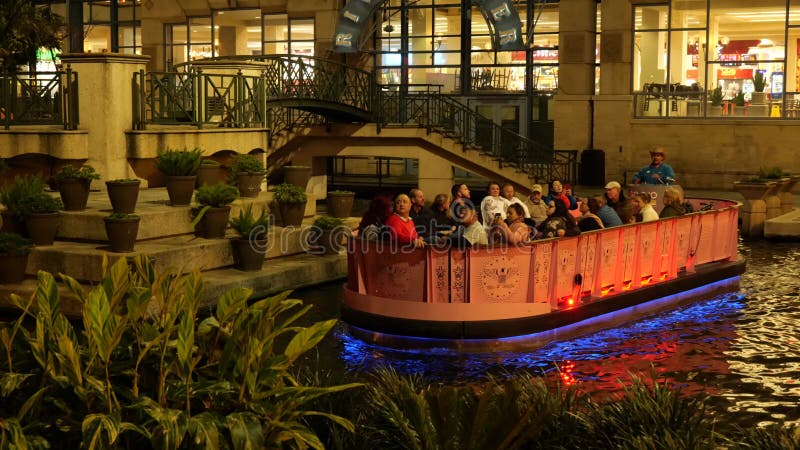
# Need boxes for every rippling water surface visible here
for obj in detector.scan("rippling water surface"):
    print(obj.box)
[298,240,800,428]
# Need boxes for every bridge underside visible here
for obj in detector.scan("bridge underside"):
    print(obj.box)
[268,100,372,123]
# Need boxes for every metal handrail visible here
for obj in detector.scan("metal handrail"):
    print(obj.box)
[1,67,78,130]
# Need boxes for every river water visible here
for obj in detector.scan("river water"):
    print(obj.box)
[297,239,800,429]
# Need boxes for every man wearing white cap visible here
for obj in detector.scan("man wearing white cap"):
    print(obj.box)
[604,180,633,224]
[524,184,549,225]
[633,146,675,185]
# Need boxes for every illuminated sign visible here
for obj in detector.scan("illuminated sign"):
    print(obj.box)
[332,0,525,53]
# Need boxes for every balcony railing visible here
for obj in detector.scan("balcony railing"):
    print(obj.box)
[0,67,79,130]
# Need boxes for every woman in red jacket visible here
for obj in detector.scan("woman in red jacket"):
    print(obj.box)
[385,194,426,248]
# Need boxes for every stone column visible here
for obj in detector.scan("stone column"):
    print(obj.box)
[59,53,150,184]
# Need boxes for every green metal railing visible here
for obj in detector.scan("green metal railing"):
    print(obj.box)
[377,86,576,183]
[0,67,78,130]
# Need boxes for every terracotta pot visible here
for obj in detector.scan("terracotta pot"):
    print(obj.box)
[279,201,306,227]
[58,178,91,211]
[0,210,25,235]
[326,192,354,218]
[0,254,28,284]
[106,180,141,214]
[196,165,225,187]
[307,229,345,255]
[197,206,231,239]
[236,172,263,198]
[104,216,140,253]
[283,165,311,189]
[26,212,61,246]
[166,175,197,206]
[231,237,267,271]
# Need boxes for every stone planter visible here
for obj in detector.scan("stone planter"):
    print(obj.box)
[733,180,779,238]
[58,179,91,211]
[0,254,28,284]
[326,192,355,218]
[279,201,306,227]
[732,180,779,201]
[197,206,231,239]
[283,165,311,189]
[0,210,25,235]
[104,216,140,253]
[778,175,799,215]
[166,175,197,206]
[106,180,141,214]
[231,237,267,271]
[751,92,768,104]
[26,212,61,246]
[236,172,263,198]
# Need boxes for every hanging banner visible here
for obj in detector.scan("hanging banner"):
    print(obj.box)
[332,0,525,53]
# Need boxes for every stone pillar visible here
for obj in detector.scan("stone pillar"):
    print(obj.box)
[59,53,150,184]
[779,176,799,215]
[553,0,596,152]
[740,200,767,238]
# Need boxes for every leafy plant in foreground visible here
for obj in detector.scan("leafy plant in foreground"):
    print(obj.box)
[0,255,360,449]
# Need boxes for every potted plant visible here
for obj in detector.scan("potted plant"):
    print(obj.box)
[326,190,355,218]
[154,147,203,205]
[196,158,225,187]
[733,91,746,116]
[106,178,141,214]
[752,71,767,104]
[0,232,33,284]
[708,87,723,116]
[283,165,312,189]
[230,154,267,198]
[274,183,308,227]
[0,175,46,235]
[307,215,345,256]
[103,212,140,253]
[18,192,63,246]
[53,164,100,211]
[229,202,271,271]
[191,183,239,239]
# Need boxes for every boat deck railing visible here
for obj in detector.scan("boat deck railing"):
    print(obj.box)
[347,198,741,311]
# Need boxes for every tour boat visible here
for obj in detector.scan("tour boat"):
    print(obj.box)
[342,195,746,351]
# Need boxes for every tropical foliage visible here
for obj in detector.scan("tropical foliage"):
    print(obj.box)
[0,0,65,72]
[53,164,101,183]
[0,232,33,255]
[230,154,267,175]
[0,256,360,448]
[274,183,308,204]
[0,175,46,213]
[229,202,271,240]
[154,148,204,177]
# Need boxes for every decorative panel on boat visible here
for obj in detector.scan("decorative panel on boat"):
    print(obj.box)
[598,231,619,292]
[553,238,579,302]
[532,242,553,304]
[638,223,658,281]
[427,250,450,303]
[674,217,693,269]
[469,248,530,304]
[450,249,467,303]
[694,214,717,265]
[713,212,732,261]
[657,220,674,279]
[576,234,598,297]
[620,227,637,285]
[363,248,427,301]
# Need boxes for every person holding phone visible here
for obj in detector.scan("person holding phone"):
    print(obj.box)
[480,182,510,231]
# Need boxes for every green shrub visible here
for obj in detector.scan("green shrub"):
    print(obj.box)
[752,71,766,93]
[229,202,271,239]
[195,183,238,207]
[200,158,221,167]
[0,176,46,213]
[14,192,63,218]
[107,178,140,183]
[106,212,139,220]
[0,159,8,173]
[53,164,100,183]
[710,87,723,106]
[230,154,266,175]
[734,91,746,107]
[312,215,344,230]
[154,147,203,176]
[758,166,787,180]
[274,183,307,204]
[0,232,33,255]
[0,256,360,448]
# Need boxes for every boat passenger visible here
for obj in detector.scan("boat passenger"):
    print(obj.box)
[524,184,549,226]
[357,193,393,241]
[576,197,604,232]
[633,146,676,185]
[385,194,426,248]
[450,183,473,224]
[501,183,530,218]
[480,182,510,231]
[631,192,659,223]
[604,181,633,224]
[543,179,577,213]
[431,193,456,237]
[537,198,581,238]
[447,205,488,247]
[590,195,623,228]
[660,187,688,218]
[491,203,532,245]
[409,188,435,240]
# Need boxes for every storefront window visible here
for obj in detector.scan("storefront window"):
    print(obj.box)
[263,15,315,57]
[83,0,142,54]
[213,9,261,57]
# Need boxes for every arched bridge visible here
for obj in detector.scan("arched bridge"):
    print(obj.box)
[132,55,575,184]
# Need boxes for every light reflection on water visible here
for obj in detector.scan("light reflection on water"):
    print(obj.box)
[299,240,800,428]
